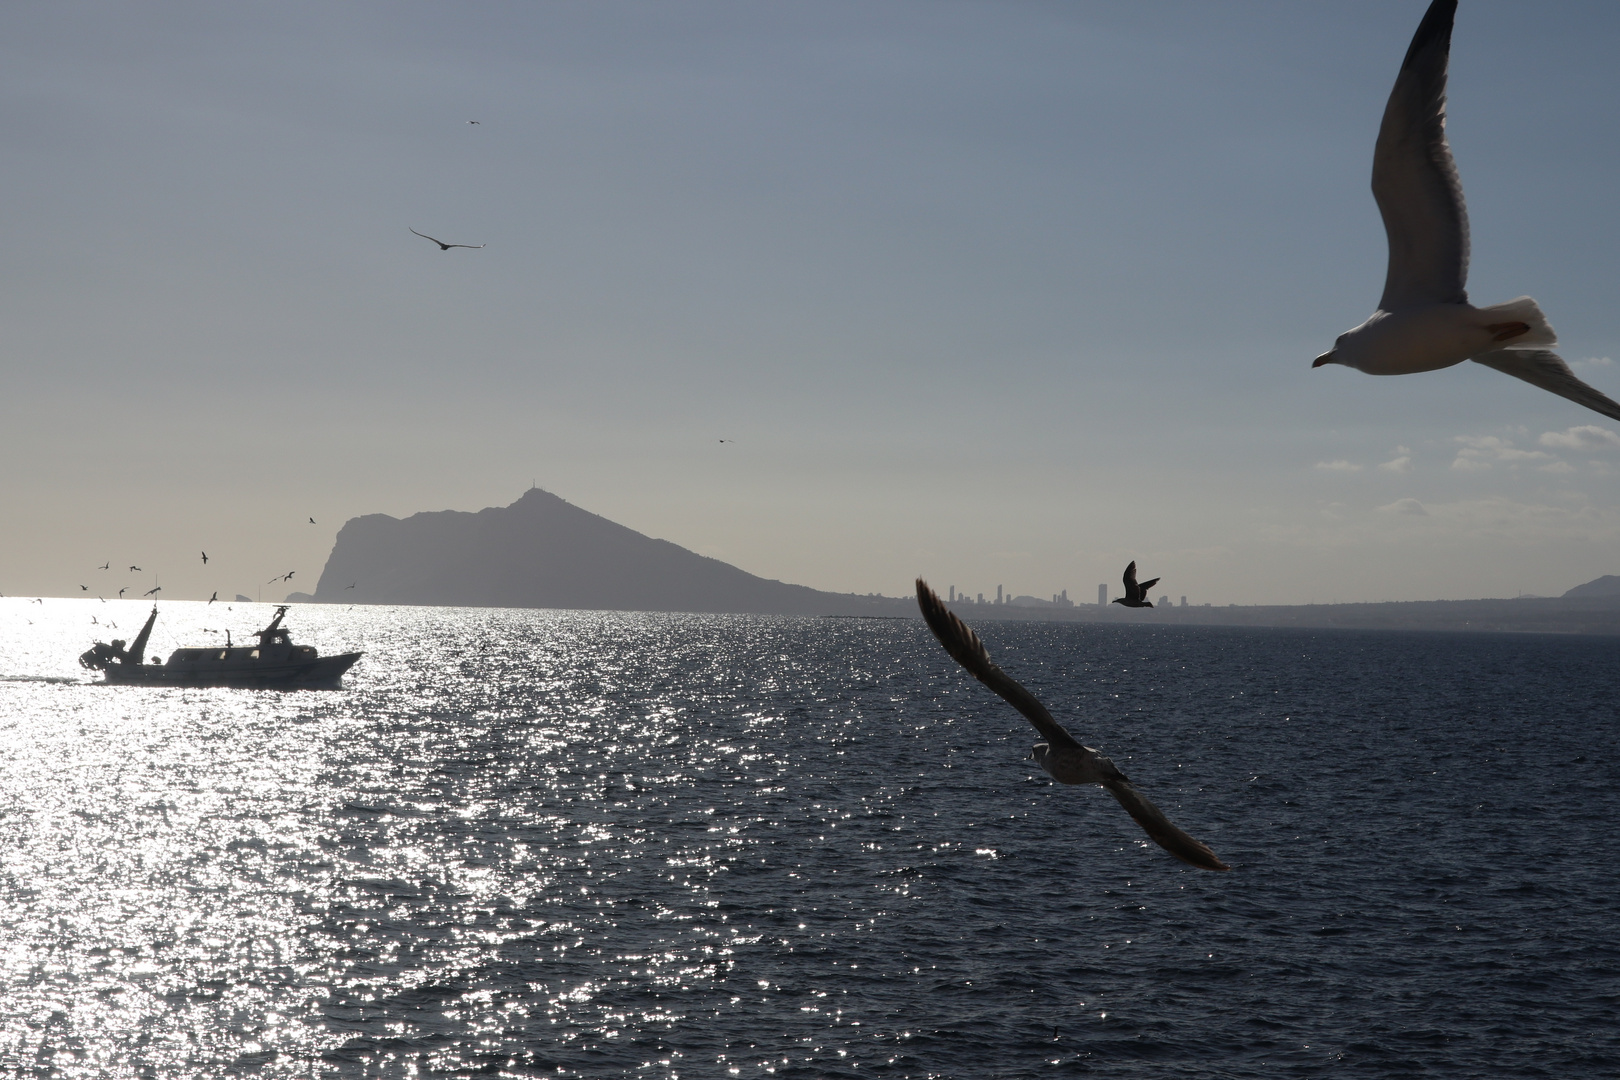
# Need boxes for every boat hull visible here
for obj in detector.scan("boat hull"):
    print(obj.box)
[98,652,361,690]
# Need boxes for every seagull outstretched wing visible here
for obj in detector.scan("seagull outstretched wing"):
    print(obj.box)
[917,578,1079,751]
[1470,350,1620,423]
[916,578,1228,870]
[410,228,486,251]
[1373,0,1468,310]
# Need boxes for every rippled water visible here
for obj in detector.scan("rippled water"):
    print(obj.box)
[1,597,1617,1078]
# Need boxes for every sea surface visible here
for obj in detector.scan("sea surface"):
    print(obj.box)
[1,598,1616,1078]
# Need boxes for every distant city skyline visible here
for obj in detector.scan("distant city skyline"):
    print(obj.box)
[4,2,1620,605]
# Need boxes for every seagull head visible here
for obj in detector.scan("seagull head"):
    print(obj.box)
[1313,331,1349,368]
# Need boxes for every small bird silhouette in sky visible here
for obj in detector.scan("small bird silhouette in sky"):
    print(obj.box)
[118,587,127,598]
[346,583,356,589]
[1112,561,1159,609]
[144,586,161,597]
[208,591,218,605]
[99,561,110,570]
[201,551,208,564]
[467,119,480,125]
[79,584,87,591]
[410,228,485,251]
[129,565,141,573]
[308,517,316,524]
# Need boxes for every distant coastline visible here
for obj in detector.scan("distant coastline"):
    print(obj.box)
[284,488,1620,637]
[289,588,1620,637]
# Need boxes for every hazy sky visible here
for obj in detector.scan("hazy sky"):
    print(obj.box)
[6,1,1620,606]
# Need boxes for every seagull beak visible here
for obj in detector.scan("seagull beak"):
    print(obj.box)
[1312,351,1336,368]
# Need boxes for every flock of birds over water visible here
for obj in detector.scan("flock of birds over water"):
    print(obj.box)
[19,2,1620,876]
[8,515,342,619]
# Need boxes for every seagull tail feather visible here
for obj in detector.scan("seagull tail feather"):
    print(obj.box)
[1476,296,1557,349]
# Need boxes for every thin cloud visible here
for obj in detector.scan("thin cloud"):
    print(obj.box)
[1539,425,1620,452]
[1452,435,1554,471]
[1377,446,1412,473]
[1315,460,1362,473]
[1572,356,1614,371]
[1377,497,1428,516]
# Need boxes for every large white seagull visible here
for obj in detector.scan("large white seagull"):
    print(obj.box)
[1312,0,1620,423]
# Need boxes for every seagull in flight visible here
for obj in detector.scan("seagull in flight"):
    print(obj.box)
[916,579,1228,871]
[345,582,356,589]
[208,591,218,605]
[1312,0,1620,422]
[118,587,127,598]
[99,561,110,570]
[144,586,161,597]
[1112,561,1158,609]
[128,565,141,573]
[467,120,481,125]
[80,584,88,591]
[308,517,316,524]
[410,228,486,251]
[201,551,208,564]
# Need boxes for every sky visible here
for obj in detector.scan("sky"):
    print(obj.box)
[5,0,1620,607]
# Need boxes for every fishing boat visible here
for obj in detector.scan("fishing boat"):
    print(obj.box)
[80,605,360,688]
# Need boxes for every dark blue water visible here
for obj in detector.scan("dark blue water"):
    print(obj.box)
[2,602,1617,1077]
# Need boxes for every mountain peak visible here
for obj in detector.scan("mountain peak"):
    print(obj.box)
[310,488,906,616]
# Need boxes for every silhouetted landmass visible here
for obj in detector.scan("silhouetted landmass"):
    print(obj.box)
[302,492,1620,634]
[1563,575,1620,599]
[308,488,910,616]
[953,593,1620,636]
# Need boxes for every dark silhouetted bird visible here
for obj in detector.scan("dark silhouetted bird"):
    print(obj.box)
[208,591,217,605]
[80,584,88,591]
[345,583,356,589]
[410,228,485,251]
[128,566,141,572]
[144,586,161,597]
[201,551,208,564]
[118,587,127,598]
[1112,561,1158,608]
[915,578,1227,871]
[308,517,316,524]
[99,561,110,570]
[467,120,480,125]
